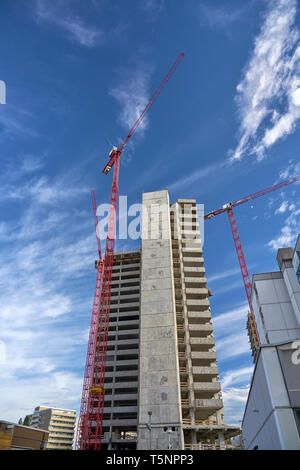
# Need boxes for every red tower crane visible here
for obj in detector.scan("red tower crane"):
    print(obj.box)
[204,173,300,354]
[76,52,185,450]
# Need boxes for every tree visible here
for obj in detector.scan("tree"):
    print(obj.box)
[23,415,30,426]
[18,418,23,425]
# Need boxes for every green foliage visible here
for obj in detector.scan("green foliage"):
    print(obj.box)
[23,415,30,426]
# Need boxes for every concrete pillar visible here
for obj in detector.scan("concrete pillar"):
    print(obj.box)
[137,191,183,450]
[218,431,226,450]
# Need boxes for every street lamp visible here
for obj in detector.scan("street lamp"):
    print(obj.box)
[167,428,173,450]
[146,411,152,450]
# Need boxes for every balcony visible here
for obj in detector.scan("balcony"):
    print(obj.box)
[192,366,219,379]
[194,398,223,412]
[193,382,221,398]
[189,324,213,337]
[186,299,210,311]
[187,311,211,324]
[185,287,208,297]
[190,337,215,351]
[191,351,217,366]
[183,267,205,277]
[184,277,207,287]
[182,257,204,267]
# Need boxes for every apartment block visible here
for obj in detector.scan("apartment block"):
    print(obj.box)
[29,406,76,450]
[98,190,240,450]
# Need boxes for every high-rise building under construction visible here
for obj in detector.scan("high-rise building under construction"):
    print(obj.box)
[98,190,240,450]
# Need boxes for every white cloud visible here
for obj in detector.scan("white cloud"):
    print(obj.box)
[268,206,300,249]
[212,302,252,361]
[109,62,154,139]
[20,155,44,174]
[214,304,249,329]
[0,371,83,422]
[0,105,37,142]
[207,267,241,284]
[168,162,225,193]
[219,366,253,426]
[221,386,250,426]
[199,3,246,36]
[216,331,252,360]
[221,366,253,389]
[59,17,102,47]
[142,0,165,19]
[230,0,300,161]
[268,160,300,250]
[275,200,289,214]
[0,166,96,422]
[34,0,103,47]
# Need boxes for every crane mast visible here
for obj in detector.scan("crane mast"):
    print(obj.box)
[75,190,103,450]
[76,53,185,450]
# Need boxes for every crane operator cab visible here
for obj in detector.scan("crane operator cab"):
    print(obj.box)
[222,202,233,210]
[102,146,118,175]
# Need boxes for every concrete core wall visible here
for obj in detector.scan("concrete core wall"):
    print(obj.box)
[137,190,183,450]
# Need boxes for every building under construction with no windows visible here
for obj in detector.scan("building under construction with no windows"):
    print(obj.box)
[98,189,240,450]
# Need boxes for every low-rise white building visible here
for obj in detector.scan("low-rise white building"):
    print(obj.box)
[250,235,300,347]
[243,235,300,450]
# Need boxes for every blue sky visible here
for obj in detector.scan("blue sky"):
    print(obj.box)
[0,0,300,428]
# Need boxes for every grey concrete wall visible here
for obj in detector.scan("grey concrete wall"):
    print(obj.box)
[137,190,183,450]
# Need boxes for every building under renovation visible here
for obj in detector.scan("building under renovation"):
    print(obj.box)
[99,190,240,450]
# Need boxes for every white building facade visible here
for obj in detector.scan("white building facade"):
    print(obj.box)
[242,342,300,450]
[250,236,300,347]
[243,235,300,450]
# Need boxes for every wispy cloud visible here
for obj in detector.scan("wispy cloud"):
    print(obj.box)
[168,162,225,193]
[34,0,103,47]
[212,302,251,361]
[207,267,244,284]
[219,366,253,426]
[0,163,96,422]
[230,0,300,161]
[199,2,247,36]
[109,61,154,158]
[20,154,44,174]
[142,0,165,21]
[221,366,253,389]
[0,105,37,142]
[221,386,250,426]
[268,159,300,250]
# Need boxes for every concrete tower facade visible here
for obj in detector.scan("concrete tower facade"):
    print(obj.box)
[100,190,240,450]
